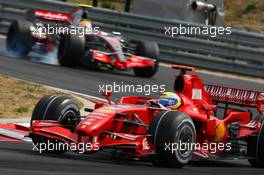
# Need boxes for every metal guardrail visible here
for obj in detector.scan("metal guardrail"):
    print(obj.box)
[1,0,264,77]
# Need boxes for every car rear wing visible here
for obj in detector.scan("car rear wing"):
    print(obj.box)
[204,84,263,107]
[34,9,72,24]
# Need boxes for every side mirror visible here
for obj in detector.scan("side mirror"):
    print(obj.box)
[202,104,217,111]
[257,93,264,114]
[100,89,112,105]
[258,93,264,103]
[257,104,264,116]
[95,102,105,109]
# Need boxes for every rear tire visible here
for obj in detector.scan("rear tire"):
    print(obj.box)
[58,33,85,67]
[6,20,34,57]
[30,95,80,154]
[149,111,196,168]
[132,40,159,78]
[248,121,264,168]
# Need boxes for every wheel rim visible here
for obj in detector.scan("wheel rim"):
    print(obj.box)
[60,110,77,126]
[175,123,195,159]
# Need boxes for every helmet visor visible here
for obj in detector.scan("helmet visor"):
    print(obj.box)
[159,98,178,107]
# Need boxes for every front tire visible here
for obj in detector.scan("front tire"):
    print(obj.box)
[132,40,159,78]
[149,111,196,168]
[30,95,80,154]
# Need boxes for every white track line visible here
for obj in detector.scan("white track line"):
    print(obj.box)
[50,86,108,102]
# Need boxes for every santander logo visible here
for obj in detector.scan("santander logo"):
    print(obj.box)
[35,10,70,22]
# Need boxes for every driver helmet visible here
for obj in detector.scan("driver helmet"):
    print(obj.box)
[159,92,181,109]
[79,19,92,29]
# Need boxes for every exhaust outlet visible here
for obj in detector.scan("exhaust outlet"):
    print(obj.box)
[191,1,216,11]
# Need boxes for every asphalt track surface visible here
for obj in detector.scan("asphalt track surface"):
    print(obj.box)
[0,37,264,174]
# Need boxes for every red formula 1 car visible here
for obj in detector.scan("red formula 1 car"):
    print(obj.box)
[25,65,264,168]
[6,7,159,77]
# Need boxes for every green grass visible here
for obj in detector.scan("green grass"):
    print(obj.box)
[16,107,29,114]
[225,0,264,30]
[68,0,124,11]
[244,3,257,14]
